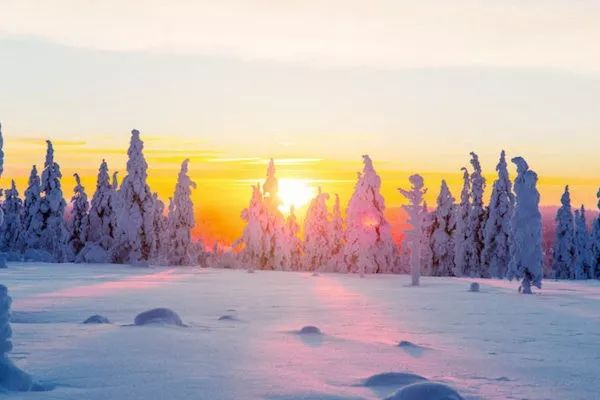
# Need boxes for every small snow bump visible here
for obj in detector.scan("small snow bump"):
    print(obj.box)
[298,326,322,335]
[134,308,185,327]
[469,282,480,292]
[384,381,464,400]
[363,372,427,387]
[82,315,111,324]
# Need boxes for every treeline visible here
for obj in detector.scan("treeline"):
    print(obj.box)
[0,127,200,266]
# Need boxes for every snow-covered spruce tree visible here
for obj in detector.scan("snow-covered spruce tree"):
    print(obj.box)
[303,188,332,271]
[481,150,515,278]
[39,140,68,262]
[167,159,197,266]
[0,181,24,255]
[590,189,600,279]
[453,167,470,276]
[573,205,591,279]
[79,160,119,263]
[420,202,434,276]
[67,173,89,259]
[343,155,398,275]
[552,185,576,279]
[0,284,38,391]
[286,206,302,270]
[430,180,456,276]
[235,184,267,271]
[113,130,156,265]
[328,193,345,270]
[150,193,169,265]
[399,174,427,286]
[20,166,43,254]
[262,159,288,270]
[464,152,487,277]
[507,157,543,294]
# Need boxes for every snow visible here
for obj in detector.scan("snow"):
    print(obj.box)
[384,382,464,400]
[133,308,185,327]
[2,263,600,399]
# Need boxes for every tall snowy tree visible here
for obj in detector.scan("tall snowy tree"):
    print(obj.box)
[464,152,487,277]
[399,174,427,286]
[453,167,470,276]
[113,129,155,265]
[235,185,267,271]
[20,166,43,253]
[67,173,89,259]
[328,194,345,271]
[552,185,576,279]
[420,202,434,276]
[507,157,543,294]
[303,188,332,271]
[590,189,600,279]
[167,159,197,266]
[150,193,169,264]
[573,205,591,279]
[481,150,514,278]
[431,180,456,276]
[343,155,398,275]
[39,140,68,262]
[0,181,23,254]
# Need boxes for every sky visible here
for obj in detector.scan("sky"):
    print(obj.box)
[1,0,600,244]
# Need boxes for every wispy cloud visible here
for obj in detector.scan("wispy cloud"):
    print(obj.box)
[1,1,599,73]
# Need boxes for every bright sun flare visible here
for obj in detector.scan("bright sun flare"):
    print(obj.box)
[277,179,317,214]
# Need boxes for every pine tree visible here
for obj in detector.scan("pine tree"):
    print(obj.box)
[303,188,332,271]
[431,180,456,276]
[573,205,591,279]
[507,157,543,294]
[261,160,286,270]
[80,160,119,262]
[151,193,169,264]
[328,194,345,271]
[420,202,434,276]
[399,174,427,285]
[590,189,600,279]
[0,181,23,254]
[481,150,514,278]
[68,173,89,259]
[167,159,197,266]
[235,184,267,271]
[343,155,398,274]
[285,206,302,270]
[113,130,156,265]
[20,166,43,252]
[39,141,68,262]
[453,167,470,276]
[464,152,487,277]
[552,185,576,279]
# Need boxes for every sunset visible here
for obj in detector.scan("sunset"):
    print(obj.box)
[1,2,600,400]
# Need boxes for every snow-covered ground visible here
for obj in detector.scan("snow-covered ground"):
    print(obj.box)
[2,263,600,400]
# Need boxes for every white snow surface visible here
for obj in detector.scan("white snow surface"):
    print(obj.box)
[2,263,600,399]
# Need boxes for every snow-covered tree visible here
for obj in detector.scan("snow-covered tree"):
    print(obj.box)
[67,173,89,259]
[274,206,302,271]
[399,174,427,285]
[507,157,543,294]
[590,189,600,279]
[39,140,68,262]
[453,167,470,276]
[235,185,267,271]
[261,159,287,270]
[552,185,576,280]
[0,181,23,254]
[79,160,120,263]
[430,180,456,276]
[420,202,434,276]
[303,188,332,271]
[20,166,43,253]
[167,159,197,266]
[481,150,514,278]
[113,130,156,265]
[150,193,169,265]
[342,155,398,275]
[464,152,487,277]
[573,205,591,279]
[329,193,345,269]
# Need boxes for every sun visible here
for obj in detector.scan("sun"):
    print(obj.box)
[277,179,317,214]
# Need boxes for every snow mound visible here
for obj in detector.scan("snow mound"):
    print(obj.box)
[83,315,111,324]
[363,372,427,387]
[0,358,51,392]
[397,341,427,357]
[218,315,239,321]
[469,282,480,292]
[134,308,185,326]
[384,382,464,400]
[298,326,322,335]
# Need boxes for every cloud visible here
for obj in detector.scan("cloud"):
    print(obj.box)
[1,0,599,72]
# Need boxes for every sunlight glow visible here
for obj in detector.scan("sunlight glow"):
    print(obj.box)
[277,179,317,214]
